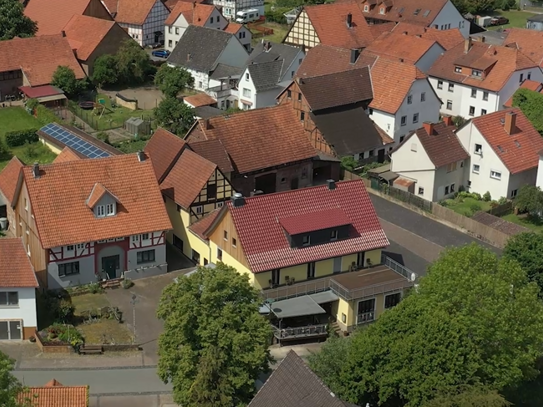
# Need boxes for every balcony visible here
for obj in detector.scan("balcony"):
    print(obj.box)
[207,84,237,100]
[271,323,328,341]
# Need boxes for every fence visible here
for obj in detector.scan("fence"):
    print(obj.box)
[486,201,513,217]
[66,102,124,131]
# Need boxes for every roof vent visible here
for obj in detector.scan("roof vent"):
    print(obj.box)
[481,36,486,43]
[327,179,336,190]
[346,13,353,28]
[402,31,408,35]
[32,162,40,179]
[350,49,359,64]
[137,150,145,162]
[187,53,192,61]
[231,192,245,207]
[399,58,404,63]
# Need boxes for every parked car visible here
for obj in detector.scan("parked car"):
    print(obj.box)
[151,49,170,58]
[490,16,509,26]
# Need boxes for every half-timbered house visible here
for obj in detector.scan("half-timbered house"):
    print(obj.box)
[9,152,172,289]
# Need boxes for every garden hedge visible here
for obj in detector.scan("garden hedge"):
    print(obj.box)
[5,128,39,147]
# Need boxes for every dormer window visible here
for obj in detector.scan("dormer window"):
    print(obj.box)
[472,69,482,77]
[96,203,116,217]
[97,205,105,217]
[330,230,338,241]
[87,183,119,219]
[364,4,369,11]
[380,6,385,14]
[455,66,462,73]
[302,235,310,246]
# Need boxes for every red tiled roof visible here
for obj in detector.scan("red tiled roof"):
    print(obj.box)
[0,238,38,288]
[53,147,83,163]
[216,180,389,273]
[165,2,215,26]
[224,22,243,34]
[364,31,440,64]
[86,183,110,208]
[188,208,221,240]
[161,149,217,209]
[504,79,543,107]
[504,28,543,67]
[471,108,543,174]
[184,93,217,107]
[0,157,24,205]
[357,0,448,26]
[368,21,396,38]
[391,22,464,50]
[115,0,162,25]
[279,208,352,235]
[21,154,172,249]
[189,139,234,173]
[19,380,88,407]
[303,1,374,49]
[186,104,317,174]
[144,128,187,182]
[63,15,120,61]
[19,85,63,99]
[0,35,86,87]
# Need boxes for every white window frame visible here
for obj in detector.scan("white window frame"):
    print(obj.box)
[490,170,502,180]
[472,164,480,173]
[106,203,115,216]
[474,144,482,155]
[96,205,105,217]
[437,80,443,89]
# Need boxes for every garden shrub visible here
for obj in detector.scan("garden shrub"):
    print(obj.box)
[58,299,75,322]
[96,131,110,144]
[88,282,103,294]
[35,104,62,126]
[483,191,491,202]
[26,98,39,110]
[122,278,134,289]
[498,196,508,205]
[44,323,84,347]
[469,202,482,213]
[5,129,39,147]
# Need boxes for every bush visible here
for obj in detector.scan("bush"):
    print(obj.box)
[498,196,508,205]
[96,131,110,144]
[5,128,39,147]
[26,98,39,110]
[44,323,84,347]
[58,299,75,322]
[469,202,482,213]
[265,7,290,24]
[122,278,134,289]
[35,104,62,126]
[483,191,491,202]
[88,282,103,294]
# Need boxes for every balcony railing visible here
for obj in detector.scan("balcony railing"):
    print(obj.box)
[261,277,332,301]
[272,324,328,340]
[382,254,417,282]
[356,311,375,325]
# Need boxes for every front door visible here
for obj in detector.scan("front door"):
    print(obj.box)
[0,321,21,340]
[102,255,119,279]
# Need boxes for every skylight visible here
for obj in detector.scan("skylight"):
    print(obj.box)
[413,8,421,15]
[423,9,431,17]
[497,145,504,153]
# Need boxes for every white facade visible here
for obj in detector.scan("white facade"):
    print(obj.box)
[456,123,537,200]
[391,134,467,201]
[430,68,543,119]
[121,0,170,46]
[0,288,37,338]
[370,78,441,144]
[537,155,543,189]
[165,8,228,52]
[429,0,470,38]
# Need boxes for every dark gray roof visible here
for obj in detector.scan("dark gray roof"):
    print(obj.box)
[194,106,223,119]
[471,31,507,46]
[210,63,243,80]
[248,350,357,407]
[248,60,284,91]
[311,103,385,157]
[167,25,234,72]
[527,14,543,22]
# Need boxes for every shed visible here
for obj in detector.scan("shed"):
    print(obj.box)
[124,117,150,136]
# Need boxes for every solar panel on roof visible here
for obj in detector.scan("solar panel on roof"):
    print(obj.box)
[39,123,112,160]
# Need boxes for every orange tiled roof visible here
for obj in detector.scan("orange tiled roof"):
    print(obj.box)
[368,21,395,38]
[186,104,317,174]
[303,1,374,49]
[115,0,159,25]
[472,108,543,174]
[504,79,543,107]
[63,15,118,61]
[0,238,38,288]
[189,139,234,173]
[428,39,539,92]
[358,0,448,26]
[101,0,118,13]
[391,22,464,50]
[184,93,217,107]
[144,128,187,182]
[504,28,543,67]
[165,1,215,26]
[364,30,440,64]
[188,208,221,240]
[19,380,87,407]
[53,147,83,163]
[161,149,217,209]
[369,57,427,114]
[0,157,24,205]
[0,35,85,87]
[224,22,243,34]
[21,154,172,249]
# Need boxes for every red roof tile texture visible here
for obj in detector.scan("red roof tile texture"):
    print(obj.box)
[189,139,234,173]
[19,380,88,407]
[161,149,217,209]
[86,183,110,208]
[504,28,543,67]
[22,154,172,249]
[165,2,215,25]
[224,22,243,34]
[0,238,38,288]
[25,0,92,35]
[357,0,448,26]
[364,31,440,64]
[63,15,118,61]
[471,108,543,174]
[0,35,86,86]
[189,208,221,240]
[279,208,352,235]
[53,147,83,163]
[304,1,374,49]
[223,180,389,272]
[391,22,464,50]
[187,104,317,174]
[0,157,24,205]
[115,0,160,25]
[144,128,187,182]
[184,93,217,107]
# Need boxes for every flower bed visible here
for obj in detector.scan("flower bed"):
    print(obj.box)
[35,323,84,353]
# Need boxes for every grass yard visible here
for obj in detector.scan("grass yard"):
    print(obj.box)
[0,107,40,137]
[444,197,493,217]
[501,213,543,232]
[486,9,537,30]
[252,22,289,44]
[71,293,111,315]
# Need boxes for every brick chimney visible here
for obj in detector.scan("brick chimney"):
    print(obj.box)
[464,37,472,53]
[423,121,434,135]
[442,115,453,126]
[504,111,516,135]
[346,13,352,28]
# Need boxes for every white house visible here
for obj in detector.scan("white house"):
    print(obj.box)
[106,0,170,46]
[212,0,264,21]
[536,151,543,189]
[456,108,543,200]
[391,119,469,201]
[238,41,304,110]
[359,0,470,38]
[428,37,543,119]
[164,2,227,52]
[167,25,249,95]
[0,238,38,340]
[368,56,442,144]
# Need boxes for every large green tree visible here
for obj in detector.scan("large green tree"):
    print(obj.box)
[0,0,37,41]
[154,64,194,98]
[51,66,85,97]
[422,385,510,407]
[154,96,195,135]
[514,185,543,217]
[512,88,543,135]
[116,40,152,84]
[504,232,543,296]
[312,244,543,407]
[157,264,272,407]
[92,54,119,88]
[0,351,24,407]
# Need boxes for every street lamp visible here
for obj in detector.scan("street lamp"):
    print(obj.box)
[130,294,138,343]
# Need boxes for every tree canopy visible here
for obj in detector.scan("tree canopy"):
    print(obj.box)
[157,263,272,407]
[504,232,543,296]
[154,65,194,98]
[51,66,86,97]
[92,54,118,88]
[310,244,543,407]
[514,185,543,216]
[0,0,37,41]
[154,96,195,135]
[116,40,153,84]
[0,351,23,407]
[512,88,543,135]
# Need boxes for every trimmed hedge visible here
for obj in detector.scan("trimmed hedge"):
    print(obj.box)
[35,104,62,126]
[5,128,39,147]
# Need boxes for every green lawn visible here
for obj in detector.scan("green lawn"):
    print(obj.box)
[0,107,56,170]
[501,213,543,232]
[444,197,493,217]
[486,9,537,30]
[252,22,289,44]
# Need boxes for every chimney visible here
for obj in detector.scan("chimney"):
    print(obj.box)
[464,37,472,53]
[442,115,453,126]
[399,58,404,63]
[61,30,66,37]
[423,121,434,135]
[481,36,486,43]
[327,179,336,190]
[504,111,516,135]
[203,118,210,130]
[32,162,39,179]
[346,13,352,28]
[137,150,145,162]
[350,49,359,64]
[231,192,245,207]
[416,34,422,38]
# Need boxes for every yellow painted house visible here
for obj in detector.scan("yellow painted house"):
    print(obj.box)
[191,179,416,342]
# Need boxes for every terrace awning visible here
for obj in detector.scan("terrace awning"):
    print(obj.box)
[269,296,327,319]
